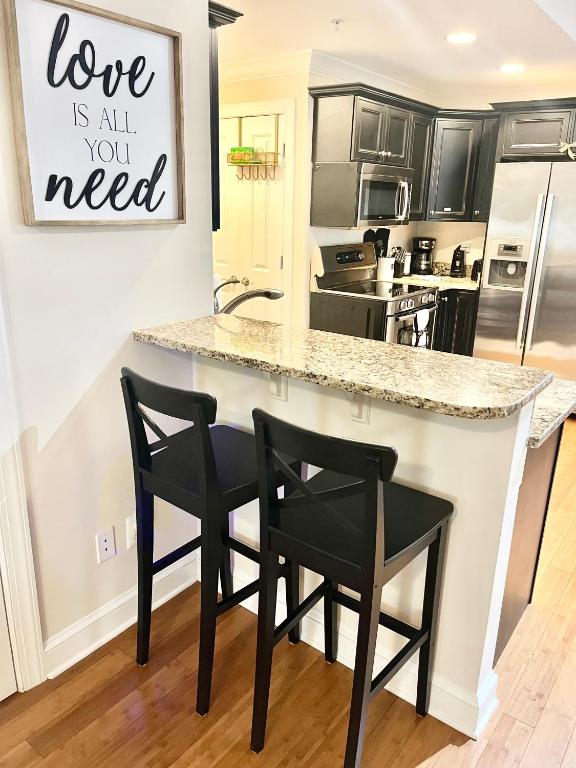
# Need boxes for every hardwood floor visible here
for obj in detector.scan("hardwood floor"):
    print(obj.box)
[2,419,575,768]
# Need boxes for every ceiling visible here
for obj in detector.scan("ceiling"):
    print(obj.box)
[218,0,576,102]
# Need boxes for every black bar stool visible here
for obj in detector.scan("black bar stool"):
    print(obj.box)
[120,369,301,716]
[250,409,453,768]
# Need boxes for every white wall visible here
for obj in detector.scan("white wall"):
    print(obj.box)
[0,0,213,657]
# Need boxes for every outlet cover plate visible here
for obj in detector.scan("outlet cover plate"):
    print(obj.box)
[95,527,116,564]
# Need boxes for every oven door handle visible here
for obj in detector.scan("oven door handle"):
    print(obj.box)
[390,304,438,324]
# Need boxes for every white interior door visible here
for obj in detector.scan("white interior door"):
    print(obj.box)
[213,112,287,324]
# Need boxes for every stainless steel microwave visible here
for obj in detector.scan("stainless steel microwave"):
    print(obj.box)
[310,162,413,228]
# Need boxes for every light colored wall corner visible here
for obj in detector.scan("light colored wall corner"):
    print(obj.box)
[44,552,198,678]
[0,0,213,659]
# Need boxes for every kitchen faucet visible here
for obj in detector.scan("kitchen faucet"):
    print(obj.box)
[213,275,249,313]
[218,289,284,314]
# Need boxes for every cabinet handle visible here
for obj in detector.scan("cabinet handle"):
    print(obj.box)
[474,210,480,216]
[378,150,392,157]
[429,210,434,215]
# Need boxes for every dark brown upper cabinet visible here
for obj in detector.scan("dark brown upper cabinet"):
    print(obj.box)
[499,110,574,158]
[311,86,431,169]
[408,114,432,221]
[472,117,500,222]
[427,120,482,221]
[350,98,411,166]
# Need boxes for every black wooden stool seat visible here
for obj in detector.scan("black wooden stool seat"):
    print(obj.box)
[279,470,452,566]
[250,410,453,768]
[146,424,277,515]
[121,369,301,718]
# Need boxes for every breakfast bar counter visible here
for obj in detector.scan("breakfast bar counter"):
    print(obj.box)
[134,314,553,740]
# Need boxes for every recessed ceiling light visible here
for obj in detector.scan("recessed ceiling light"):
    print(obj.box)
[446,32,477,44]
[500,63,526,74]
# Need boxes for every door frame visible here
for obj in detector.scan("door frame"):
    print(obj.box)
[0,288,45,692]
[218,98,296,327]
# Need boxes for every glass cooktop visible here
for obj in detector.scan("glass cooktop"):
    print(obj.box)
[326,281,431,298]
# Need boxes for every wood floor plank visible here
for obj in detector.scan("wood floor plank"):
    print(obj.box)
[561,723,576,768]
[474,714,532,768]
[517,709,574,768]
[0,742,42,768]
[0,649,132,757]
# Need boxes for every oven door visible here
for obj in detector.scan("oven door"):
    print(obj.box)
[386,304,438,349]
[358,166,412,226]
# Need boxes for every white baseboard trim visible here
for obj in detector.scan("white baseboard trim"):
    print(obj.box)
[43,553,198,679]
[231,568,497,739]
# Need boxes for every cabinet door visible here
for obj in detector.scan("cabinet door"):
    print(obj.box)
[427,120,482,221]
[500,110,573,157]
[309,294,385,340]
[472,117,500,222]
[433,291,451,351]
[352,98,388,163]
[385,108,411,166]
[409,115,432,220]
[449,290,479,356]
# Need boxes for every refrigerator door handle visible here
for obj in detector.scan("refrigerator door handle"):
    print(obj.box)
[525,194,555,353]
[515,193,546,350]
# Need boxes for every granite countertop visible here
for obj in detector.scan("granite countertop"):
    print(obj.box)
[134,315,552,420]
[528,378,576,448]
[394,274,479,291]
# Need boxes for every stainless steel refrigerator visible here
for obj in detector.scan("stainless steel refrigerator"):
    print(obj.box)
[474,162,576,380]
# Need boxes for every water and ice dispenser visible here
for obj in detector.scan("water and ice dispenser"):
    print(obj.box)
[483,238,531,290]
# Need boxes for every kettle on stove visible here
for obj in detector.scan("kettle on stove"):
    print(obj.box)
[450,245,466,278]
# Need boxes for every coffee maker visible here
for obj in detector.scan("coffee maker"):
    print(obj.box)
[411,237,436,276]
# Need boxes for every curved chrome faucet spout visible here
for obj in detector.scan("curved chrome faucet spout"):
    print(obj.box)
[219,289,284,315]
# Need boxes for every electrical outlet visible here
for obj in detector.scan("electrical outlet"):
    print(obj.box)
[126,515,137,550]
[95,527,116,564]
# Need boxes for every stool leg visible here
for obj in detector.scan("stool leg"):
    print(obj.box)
[416,523,448,717]
[136,491,154,666]
[324,581,338,664]
[251,550,280,753]
[344,585,382,768]
[286,561,301,644]
[196,515,221,716]
[219,517,233,600]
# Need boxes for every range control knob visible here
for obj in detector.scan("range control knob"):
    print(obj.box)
[421,295,428,305]
[400,300,408,310]
[408,299,415,309]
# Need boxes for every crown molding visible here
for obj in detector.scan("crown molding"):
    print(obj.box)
[219,51,312,84]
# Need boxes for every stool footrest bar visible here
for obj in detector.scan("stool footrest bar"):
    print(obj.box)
[370,630,429,699]
[216,578,260,616]
[333,591,419,639]
[273,581,329,646]
[152,536,202,575]
[224,535,260,564]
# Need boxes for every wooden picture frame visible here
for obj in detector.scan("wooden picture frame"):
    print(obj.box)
[3,0,186,226]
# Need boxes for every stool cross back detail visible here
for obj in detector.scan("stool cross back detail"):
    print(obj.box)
[250,409,453,768]
[120,368,301,716]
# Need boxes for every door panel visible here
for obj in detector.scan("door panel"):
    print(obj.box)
[213,114,286,323]
[386,108,410,167]
[474,288,525,365]
[409,115,431,220]
[523,164,576,379]
[501,111,573,157]
[352,99,386,163]
[427,120,481,221]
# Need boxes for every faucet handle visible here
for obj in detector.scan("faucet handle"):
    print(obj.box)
[241,277,250,287]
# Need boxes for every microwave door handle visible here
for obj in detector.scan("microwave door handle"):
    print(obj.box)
[394,183,401,219]
[401,181,410,220]
[515,194,546,350]
[525,194,555,352]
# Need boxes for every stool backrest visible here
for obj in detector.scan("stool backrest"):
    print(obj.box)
[121,367,219,508]
[253,408,398,585]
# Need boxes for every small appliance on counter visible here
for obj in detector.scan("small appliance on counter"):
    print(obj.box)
[411,237,436,276]
[450,245,467,278]
[471,258,483,282]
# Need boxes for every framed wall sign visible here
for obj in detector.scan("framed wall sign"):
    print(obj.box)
[3,0,185,225]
